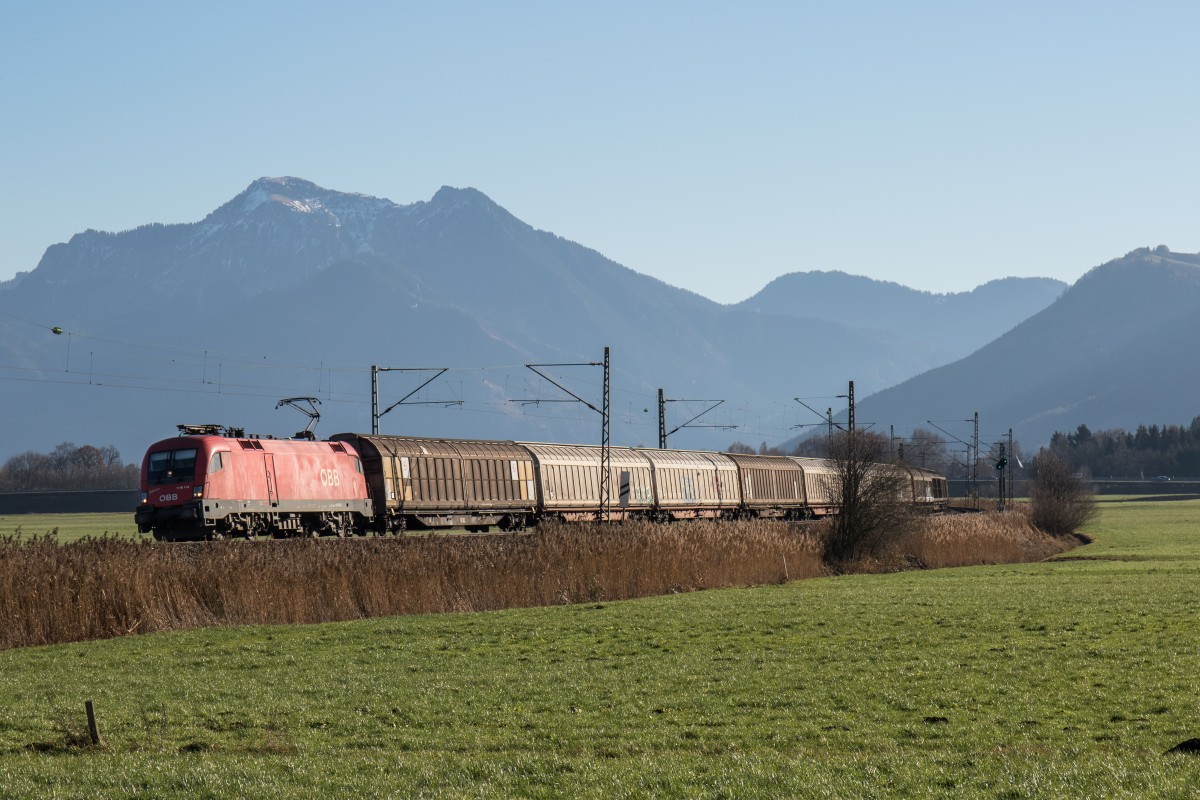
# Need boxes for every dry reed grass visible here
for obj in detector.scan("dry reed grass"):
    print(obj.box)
[888,508,1075,570]
[0,521,824,650]
[0,512,1071,650]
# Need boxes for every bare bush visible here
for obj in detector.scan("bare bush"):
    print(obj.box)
[1029,451,1098,537]
[823,431,916,568]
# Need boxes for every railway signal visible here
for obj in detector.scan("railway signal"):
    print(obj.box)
[996,443,1007,511]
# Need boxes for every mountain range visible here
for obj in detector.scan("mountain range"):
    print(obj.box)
[0,175,1144,466]
[737,272,1066,364]
[848,246,1200,452]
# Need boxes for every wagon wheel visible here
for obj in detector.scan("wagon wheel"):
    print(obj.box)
[500,514,528,532]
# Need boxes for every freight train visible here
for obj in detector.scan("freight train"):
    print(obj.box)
[135,426,948,541]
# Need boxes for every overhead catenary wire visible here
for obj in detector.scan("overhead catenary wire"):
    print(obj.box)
[2,318,865,446]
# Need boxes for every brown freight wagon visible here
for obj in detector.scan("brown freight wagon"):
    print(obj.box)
[640,449,740,519]
[724,453,808,518]
[904,465,949,509]
[518,442,655,521]
[791,457,841,516]
[332,434,536,531]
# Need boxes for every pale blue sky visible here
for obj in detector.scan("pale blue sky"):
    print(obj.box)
[2,1,1198,303]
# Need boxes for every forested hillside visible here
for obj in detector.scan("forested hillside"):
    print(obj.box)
[1044,420,1200,479]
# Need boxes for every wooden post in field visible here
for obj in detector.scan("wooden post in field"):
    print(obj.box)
[85,700,103,746]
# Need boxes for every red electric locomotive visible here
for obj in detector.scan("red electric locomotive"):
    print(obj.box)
[136,425,373,541]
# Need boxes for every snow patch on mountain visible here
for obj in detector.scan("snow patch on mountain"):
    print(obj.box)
[269,193,314,213]
[240,185,271,214]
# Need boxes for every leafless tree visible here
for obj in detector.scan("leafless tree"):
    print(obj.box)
[791,433,829,458]
[0,443,137,491]
[1029,450,1097,537]
[823,430,915,567]
[906,427,950,474]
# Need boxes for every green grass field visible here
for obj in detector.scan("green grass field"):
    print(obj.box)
[1,512,139,543]
[1,499,1199,797]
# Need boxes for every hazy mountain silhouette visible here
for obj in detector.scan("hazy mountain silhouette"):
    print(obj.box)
[846,247,1200,448]
[0,178,1065,462]
[738,271,1065,361]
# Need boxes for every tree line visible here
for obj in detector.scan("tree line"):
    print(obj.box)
[728,427,962,477]
[734,414,1200,484]
[0,442,139,492]
[1045,419,1200,479]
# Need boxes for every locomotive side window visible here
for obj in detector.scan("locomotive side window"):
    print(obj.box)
[147,448,198,485]
[209,452,224,473]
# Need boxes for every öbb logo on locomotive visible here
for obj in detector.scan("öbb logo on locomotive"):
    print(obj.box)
[135,426,949,541]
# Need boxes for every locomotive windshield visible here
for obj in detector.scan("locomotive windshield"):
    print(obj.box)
[147,448,198,485]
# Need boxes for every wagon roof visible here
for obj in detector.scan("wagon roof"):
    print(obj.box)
[639,449,737,468]
[723,453,803,471]
[343,434,530,460]
[517,442,649,467]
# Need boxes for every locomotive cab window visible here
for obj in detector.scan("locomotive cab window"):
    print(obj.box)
[147,448,198,485]
[209,452,224,473]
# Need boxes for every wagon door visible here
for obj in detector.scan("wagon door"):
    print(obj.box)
[393,454,412,510]
[264,454,278,507]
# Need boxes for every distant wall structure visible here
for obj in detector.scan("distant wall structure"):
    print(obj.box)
[0,490,138,515]
[947,479,1200,498]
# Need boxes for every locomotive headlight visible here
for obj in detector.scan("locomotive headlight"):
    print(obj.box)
[139,491,148,505]
[193,485,204,499]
